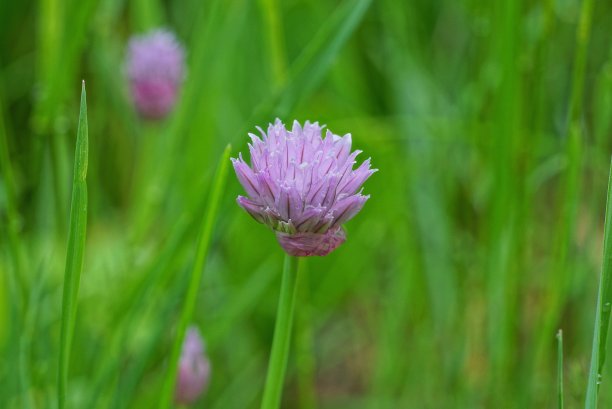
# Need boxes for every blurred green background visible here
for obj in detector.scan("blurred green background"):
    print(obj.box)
[1,0,612,407]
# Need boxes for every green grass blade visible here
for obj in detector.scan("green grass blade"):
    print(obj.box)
[36,0,98,234]
[258,0,288,88]
[132,0,163,31]
[57,81,89,409]
[0,78,33,409]
[0,77,27,300]
[206,258,277,347]
[250,0,372,119]
[585,158,612,409]
[532,0,593,401]
[158,144,232,409]
[557,329,564,409]
[278,0,371,111]
[567,0,595,129]
[487,0,521,394]
[211,356,263,409]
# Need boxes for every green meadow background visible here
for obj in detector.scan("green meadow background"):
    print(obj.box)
[1,0,611,407]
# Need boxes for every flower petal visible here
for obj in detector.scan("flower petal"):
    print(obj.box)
[331,194,369,227]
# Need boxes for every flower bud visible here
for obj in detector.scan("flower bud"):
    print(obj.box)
[125,29,185,119]
[175,326,210,405]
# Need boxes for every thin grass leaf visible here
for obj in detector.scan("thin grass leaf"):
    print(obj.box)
[380,0,459,359]
[0,77,33,409]
[157,144,232,409]
[206,258,277,347]
[533,0,593,400]
[258,0,288,88]
[0,77,26,301]
[251,0,372,120]
[567,0,595,128]
[210,356,262,409]
[57,81,89,409]
[557,329,564,409]
[368,144,418,407]
[120,304,177,409]
[36,0,98,233]
[585,158,612,409]
[132,0,163,31]
[87,217,191,407]
[18,264,46,409]
[486,0,522,393]
[277,0,372,112]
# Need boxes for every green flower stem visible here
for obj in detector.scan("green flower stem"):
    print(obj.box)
[261,254,300,409]
[295,259,316,409]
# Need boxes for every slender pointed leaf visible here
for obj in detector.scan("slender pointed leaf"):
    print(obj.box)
[57,81,89,409]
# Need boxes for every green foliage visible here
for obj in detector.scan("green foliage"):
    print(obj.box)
[558,329,564,409]
[158,144,231,408]
[585,160,612,409]
[57,82,88,409]
[0,0,611,408]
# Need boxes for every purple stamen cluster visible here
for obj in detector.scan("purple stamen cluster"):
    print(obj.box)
[125,29,185,119]
[232,119,376,256]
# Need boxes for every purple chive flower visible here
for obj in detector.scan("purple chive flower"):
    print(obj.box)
[232,119,376,257]
[125,29,185,119]
[175,327,211,406]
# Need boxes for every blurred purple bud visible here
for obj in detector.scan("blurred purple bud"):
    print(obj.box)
[125,29,185,119]
[175,326,210,406]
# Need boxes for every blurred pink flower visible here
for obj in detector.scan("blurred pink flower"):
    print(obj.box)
[175,326,210,405]
[125,29,185,119]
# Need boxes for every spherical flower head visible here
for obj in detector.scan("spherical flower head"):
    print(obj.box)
[232,119,376,256]
[175,326,211,405]
[125,29,185,119]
